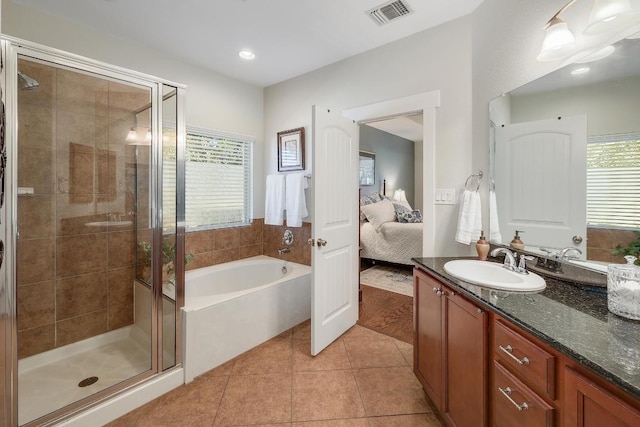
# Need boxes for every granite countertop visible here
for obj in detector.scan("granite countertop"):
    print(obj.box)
[412,257,640,400]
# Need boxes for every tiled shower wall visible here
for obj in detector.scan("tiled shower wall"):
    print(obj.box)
[16,60,148,358]
[185,219,312,271]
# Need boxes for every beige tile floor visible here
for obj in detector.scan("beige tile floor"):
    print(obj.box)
[108,321,444,426]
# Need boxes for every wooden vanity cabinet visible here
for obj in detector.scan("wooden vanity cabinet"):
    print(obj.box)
[414,266,640,427]
[491,317,557,426]
[564,367,640,427]
[414,268,488,427]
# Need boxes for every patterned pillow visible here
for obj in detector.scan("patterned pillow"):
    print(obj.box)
[397,209,423,223]
[359,192,382,221]
[391,202,410,221]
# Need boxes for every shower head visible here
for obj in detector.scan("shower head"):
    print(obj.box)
[18,71,39,90]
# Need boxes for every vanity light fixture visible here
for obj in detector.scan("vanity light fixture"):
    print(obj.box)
[571,66,591,74]
[537,0,640,62]
[584,0,636,34]
[125,127,152,145]
[537,17,578,61]
[238,49,255,60]
[125,128,138,143]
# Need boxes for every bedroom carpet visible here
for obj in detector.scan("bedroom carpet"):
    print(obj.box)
[360,265,414,297]
[358,285,413,345]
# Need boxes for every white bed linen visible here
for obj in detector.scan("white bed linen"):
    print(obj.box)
[360,221,423,265]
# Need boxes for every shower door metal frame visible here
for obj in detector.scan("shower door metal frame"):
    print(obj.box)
[1,35,186,426]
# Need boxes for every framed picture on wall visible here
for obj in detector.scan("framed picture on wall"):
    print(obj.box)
[277,127,305,171]
[359,150,375,186]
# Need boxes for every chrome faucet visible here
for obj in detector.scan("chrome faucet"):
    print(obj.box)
[490,247,517,271]
[278,247,291,255]
[558,247,582,260]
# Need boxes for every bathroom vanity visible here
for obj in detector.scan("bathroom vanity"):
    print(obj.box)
[413,258,640,427]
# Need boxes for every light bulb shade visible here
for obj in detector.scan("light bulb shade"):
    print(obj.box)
[537,20,577,61]
[575,45,615,63]
[584,0,636,34]
[125,128,138,142]
[144,129,152,143]
[393,189,407,202]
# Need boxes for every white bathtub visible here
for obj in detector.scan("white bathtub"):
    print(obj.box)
[182,255,311,383]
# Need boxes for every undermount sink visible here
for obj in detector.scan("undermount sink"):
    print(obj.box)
[443,260,546,292]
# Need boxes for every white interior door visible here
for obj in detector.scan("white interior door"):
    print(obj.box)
[311,105,359,356]
[494,115,587,256]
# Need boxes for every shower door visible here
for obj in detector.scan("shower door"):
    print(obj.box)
[2,38,184,426]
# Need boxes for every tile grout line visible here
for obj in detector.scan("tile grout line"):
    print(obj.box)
[210,373,231,427]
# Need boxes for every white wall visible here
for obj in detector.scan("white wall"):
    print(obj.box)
[510,75,640,136]
[2,0,266,218]
[359,125,415,207]
[264,16,473,256]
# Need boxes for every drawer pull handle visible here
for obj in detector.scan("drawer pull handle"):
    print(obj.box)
[498,387,529,412]
[499,345,530,365]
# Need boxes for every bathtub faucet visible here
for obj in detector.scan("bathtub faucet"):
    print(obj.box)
[278,247,291,255]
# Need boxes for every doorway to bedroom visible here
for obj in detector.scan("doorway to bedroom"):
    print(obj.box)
[343,90,440,347]
[357,113,423,345]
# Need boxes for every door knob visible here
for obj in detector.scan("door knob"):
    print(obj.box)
[317,238,327,247]
[572,235,583,244]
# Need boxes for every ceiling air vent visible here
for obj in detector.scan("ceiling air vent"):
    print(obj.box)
[368,0,413,26]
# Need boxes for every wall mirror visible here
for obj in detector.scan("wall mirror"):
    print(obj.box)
[489,35,640,273]
[359,150,376,186]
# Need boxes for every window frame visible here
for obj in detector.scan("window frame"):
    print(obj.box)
[165,126,254,232]
[586,132,640,230]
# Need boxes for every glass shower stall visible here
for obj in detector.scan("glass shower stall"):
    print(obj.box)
[0,36,186,426]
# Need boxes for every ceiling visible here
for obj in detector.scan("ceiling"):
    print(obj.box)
[10,0,483,88]
[366,114,423,142]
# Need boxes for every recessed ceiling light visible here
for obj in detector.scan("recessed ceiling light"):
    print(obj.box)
[238,50,255,60]
[571,66,590,75]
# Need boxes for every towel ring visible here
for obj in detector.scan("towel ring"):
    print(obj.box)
[465,170,483,192]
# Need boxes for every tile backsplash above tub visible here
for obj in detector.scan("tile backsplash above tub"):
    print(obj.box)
[185,218,311,270]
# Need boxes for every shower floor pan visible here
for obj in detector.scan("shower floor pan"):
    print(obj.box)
[18,325,151,425]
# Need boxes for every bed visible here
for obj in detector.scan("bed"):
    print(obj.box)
[359,193,424,265]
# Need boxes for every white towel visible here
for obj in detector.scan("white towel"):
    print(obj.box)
[265,174,285,225]
[455,190,482,245]
[489,190,502,244]
[285,173,308,227]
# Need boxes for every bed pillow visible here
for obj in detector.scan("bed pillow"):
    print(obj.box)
[383,195,412,211]
[397,209,423,223]
[359,192,382,221]
[360,199,396,231]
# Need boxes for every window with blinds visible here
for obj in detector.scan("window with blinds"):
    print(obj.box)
[163,128,253,230]
[587,135,640,229]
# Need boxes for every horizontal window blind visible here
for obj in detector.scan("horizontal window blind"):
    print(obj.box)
[163,128,253,230]
[587,136,640,229]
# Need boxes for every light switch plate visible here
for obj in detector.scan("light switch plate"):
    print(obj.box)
[435,189,456,205]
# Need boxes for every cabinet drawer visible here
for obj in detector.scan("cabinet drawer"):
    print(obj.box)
[493,361,555,427]
[494,319,556,400]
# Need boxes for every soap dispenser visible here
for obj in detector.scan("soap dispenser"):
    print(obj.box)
[476,231,490,261]
[510,230,525,250]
